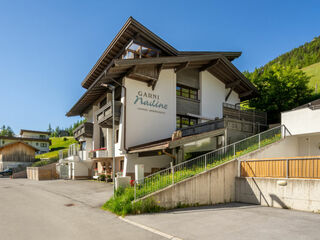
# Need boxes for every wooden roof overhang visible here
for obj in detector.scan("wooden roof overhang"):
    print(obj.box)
[66,54,257,117]
[81,17,179,89]
[81,17,242,90]
[0,136,51,143]
[0,141,39,152]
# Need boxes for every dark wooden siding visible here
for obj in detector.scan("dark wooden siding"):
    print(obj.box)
[176,97,200,115]
[176,69,199,89]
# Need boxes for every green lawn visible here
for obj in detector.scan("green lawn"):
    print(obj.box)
[33,137,77,167]
[302,62,320,94]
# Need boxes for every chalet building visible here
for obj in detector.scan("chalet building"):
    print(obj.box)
[0,129,51,154]
[67,17,266,179]
[0,141,37,171]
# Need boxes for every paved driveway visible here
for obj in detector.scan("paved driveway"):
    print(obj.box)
[127,203,320,240]
[0,179,164,240]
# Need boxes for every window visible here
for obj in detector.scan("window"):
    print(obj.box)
[80,141,86,151]
[116,129,119,143]
[176,115,198,129]
[39,135,46,139]
[176,84,198,100]
[36,142,39,146]
[122,41,160,59]
[99,98,107,108]
[40,143,47,147]
[120,160,124,171]
[100,128,105,148]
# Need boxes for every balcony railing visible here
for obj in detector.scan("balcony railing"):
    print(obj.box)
[134,125,290,200]
[96,101,121,128]
[223,103,267,125]
[178,117,268,139]
[73,122,93,140]
[88,148,110,159]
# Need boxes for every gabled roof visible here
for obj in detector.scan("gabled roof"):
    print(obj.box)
[81,17,179,89]
[20,129,50,135]
[0,141,39,152]
[81,17,242,89]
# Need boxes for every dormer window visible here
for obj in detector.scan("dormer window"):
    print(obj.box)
[122,41,160,59]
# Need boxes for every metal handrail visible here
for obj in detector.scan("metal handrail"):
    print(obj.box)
[134,125,290,200]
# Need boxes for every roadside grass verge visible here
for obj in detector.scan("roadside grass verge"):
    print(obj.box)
[102,187,162,216]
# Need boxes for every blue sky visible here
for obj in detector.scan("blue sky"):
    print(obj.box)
[1,0,320,134]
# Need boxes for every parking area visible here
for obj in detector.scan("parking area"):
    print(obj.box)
[127,203,320,240]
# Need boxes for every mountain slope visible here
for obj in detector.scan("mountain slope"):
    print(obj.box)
[302,62,320,93]
[262,36,320,71]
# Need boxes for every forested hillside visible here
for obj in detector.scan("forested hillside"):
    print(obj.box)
[244,35,320,123]
[258,36,320,72]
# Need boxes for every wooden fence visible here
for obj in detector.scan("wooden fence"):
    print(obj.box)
[27,163,58,180]
[240,156,320,179]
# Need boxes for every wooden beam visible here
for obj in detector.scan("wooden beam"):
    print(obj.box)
[199,59,219,72]
[239,90,253,98]
[162,150,176,159]
[114,54,221,67]
[130,72,158,82]
[226,79,241,88]
[125,65,137,77]
[175,62,189,73]
[225,88,233,102]
[152,64,163,90]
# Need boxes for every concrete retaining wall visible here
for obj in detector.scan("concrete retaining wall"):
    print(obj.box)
[236,177,320,213]
[141,160,238,209]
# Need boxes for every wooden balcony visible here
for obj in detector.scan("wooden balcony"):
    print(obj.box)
[73,122,93,140]
[223,103,267,125]
[96,101,121,128]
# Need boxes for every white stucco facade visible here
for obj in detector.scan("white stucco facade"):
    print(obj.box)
[281,108,320,135]
[200,71,240,120]
[124,69,176,148]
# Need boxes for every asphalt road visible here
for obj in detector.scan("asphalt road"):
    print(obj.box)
[2,179,320,240]
[128,203,320,240]
[0,179,164,240]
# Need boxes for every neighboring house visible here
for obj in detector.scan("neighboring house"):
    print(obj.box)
[66,17,266,179]
[0,129,51,154]
[0,141,37,171]
[281,98,320,135]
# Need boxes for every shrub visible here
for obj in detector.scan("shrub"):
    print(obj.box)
[98,174,106,181]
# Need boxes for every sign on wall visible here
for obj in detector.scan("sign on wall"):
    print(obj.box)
[133,90,168,114]
[125,70,176,147]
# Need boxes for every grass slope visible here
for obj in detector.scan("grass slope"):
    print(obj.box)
[33,137,77,167]
[302,62,320,94]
